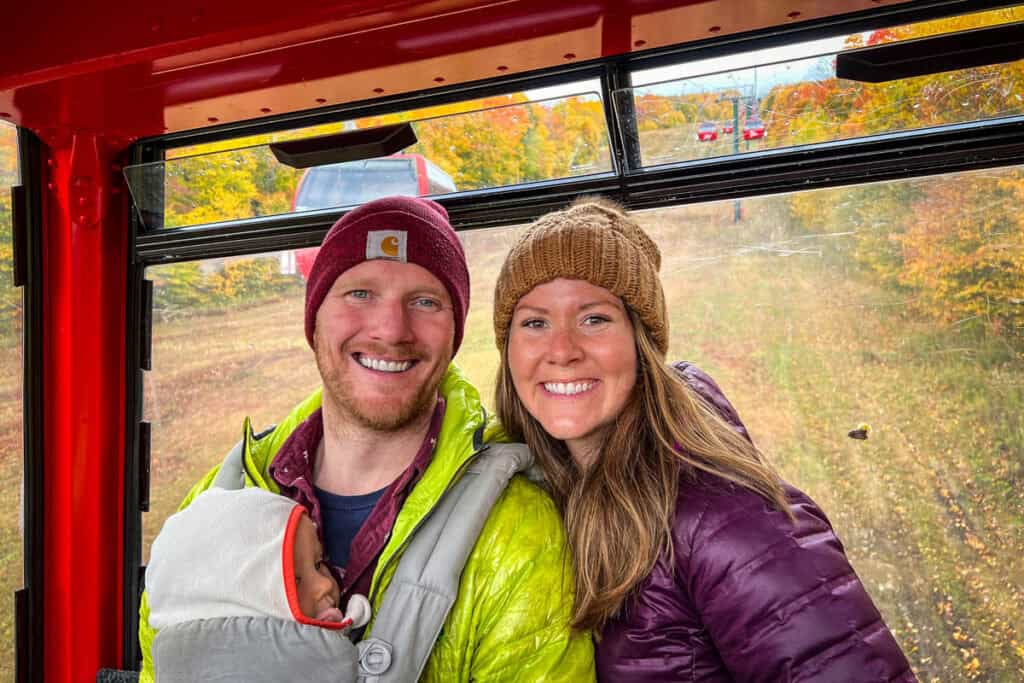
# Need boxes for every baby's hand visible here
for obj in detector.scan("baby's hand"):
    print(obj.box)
[315,606,347,623]
[315,594,371,629]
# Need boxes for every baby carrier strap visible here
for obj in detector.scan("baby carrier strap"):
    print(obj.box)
[356,442,533,682]
[211,437,247,489]
[209,438,534,682]
[212,418,274,490]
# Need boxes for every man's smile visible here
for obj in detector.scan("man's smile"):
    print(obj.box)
[353,352,417,373]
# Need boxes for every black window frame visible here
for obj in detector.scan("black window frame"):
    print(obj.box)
[12,127,45,683]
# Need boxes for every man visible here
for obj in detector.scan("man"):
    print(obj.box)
[138,196,594,681]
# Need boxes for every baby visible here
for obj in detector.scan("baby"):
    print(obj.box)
[147,487,370,682]
[290,508,349,624]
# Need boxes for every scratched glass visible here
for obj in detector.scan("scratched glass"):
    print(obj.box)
[618,6,1024,167]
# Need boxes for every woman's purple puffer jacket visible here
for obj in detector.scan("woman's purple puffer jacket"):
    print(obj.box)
[595,362,916,682]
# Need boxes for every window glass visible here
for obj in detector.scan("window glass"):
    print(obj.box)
[294,157,421,212]
[620,6,1024,167]
[125,82,612,230]
[459,166,1022,681]
[142,254,313,559]
[0,121,21,682]
[143,162,1022,681]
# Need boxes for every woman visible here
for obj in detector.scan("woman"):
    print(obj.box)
[493,198,916,682]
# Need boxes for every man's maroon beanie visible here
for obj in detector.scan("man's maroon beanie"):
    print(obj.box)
[304,196,470,352]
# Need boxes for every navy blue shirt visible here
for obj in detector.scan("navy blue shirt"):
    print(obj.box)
[315,485,389,569]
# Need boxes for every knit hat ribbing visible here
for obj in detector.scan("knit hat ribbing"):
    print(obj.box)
[493,198,668,354]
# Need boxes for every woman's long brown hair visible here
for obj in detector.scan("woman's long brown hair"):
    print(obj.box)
[496,309,791,633]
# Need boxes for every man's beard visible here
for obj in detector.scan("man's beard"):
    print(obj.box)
[314,332,449,432]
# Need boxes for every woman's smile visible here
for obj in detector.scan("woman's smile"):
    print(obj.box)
[541,379,598,397]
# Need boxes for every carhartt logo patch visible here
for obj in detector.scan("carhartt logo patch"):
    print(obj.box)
[366,230,407,262]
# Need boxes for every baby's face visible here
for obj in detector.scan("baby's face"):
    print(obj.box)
[292,514,341,620]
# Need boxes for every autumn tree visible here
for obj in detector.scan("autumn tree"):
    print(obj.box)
[770,10,1024,341]
[898,172,1024,335]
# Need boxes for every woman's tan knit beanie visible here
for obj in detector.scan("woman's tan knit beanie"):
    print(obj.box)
[493,197,668,354]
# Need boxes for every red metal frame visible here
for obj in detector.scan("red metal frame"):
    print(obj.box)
[1,1,905,142]
[41,132,128,680]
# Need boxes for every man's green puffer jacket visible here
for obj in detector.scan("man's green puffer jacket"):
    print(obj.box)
[138,364,595,682]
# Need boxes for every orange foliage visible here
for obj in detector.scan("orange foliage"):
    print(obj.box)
[897,173,1024,335]
[770,11,1024,341]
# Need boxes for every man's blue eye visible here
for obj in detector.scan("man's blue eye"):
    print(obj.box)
[521,318,545,329]
[347,290,370,299]
[583,315,610,325]
[414,298,439,308]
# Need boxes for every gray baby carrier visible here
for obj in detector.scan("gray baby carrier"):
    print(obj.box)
[150,440,533,682]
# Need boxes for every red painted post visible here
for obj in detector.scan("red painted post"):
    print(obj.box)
[41,131,127,681]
